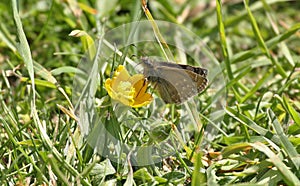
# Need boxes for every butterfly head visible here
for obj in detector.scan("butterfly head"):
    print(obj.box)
[140,57,158,79]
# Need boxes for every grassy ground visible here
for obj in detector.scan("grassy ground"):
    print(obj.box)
[1,0,300,185]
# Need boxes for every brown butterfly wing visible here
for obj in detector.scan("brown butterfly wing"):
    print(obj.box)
[149,66,208,104]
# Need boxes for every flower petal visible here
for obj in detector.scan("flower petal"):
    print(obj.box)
[105,65,152,108]
[104,79,114,98]
[132,93,153,107]
[131,76,153,107]
[111,65,130,90]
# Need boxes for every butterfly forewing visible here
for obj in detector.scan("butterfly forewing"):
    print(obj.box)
[141,58,208,104]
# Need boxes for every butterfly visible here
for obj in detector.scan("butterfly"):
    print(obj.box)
[141,57,208,104]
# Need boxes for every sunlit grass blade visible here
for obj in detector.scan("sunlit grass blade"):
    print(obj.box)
[240,68,273,103]
[222,143,252,158]
[141,0,174,61]
[216,0,233,80]
[11,1,90,184]
[231,23,300,65]
[243,0,286,78]
[262,1,295,67]
[251,142,300,186]
[267,109,300,169]
[33,61,73,108]
[192,152,206,186]
[226,107,280,145]
[281,95,300,128]
[12,0,36,108]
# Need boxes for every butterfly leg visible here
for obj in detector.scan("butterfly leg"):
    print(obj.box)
[135,78,149,98]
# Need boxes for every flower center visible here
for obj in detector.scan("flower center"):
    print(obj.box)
[117,81,132,92]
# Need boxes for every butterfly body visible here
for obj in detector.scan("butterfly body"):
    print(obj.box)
[141,58,208,104]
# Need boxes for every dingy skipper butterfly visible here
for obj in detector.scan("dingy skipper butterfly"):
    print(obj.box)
[141,57,208,104]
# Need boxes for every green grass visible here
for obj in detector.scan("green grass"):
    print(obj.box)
[1,0,300,185]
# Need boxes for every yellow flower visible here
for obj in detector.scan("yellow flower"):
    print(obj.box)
[105,65,153,108]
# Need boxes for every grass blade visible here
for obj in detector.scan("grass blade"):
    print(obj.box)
[251,142,300,186]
